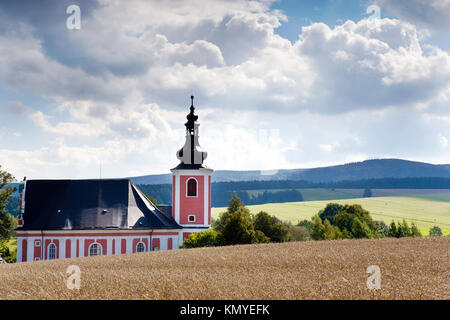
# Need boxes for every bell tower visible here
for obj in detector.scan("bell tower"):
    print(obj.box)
[171,96,213,237]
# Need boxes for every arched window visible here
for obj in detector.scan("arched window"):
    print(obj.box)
[89,243,102,256]
[187,178,197,197]
[136,242,145,253]
[48,243,57,260]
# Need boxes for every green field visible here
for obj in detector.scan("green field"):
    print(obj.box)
[212,195,450,236]
[246,188,362,201]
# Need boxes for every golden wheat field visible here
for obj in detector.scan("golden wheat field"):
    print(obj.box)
[0,237,449,300]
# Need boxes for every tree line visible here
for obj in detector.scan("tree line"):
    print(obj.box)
[182,195,444,248]
[137,176,450,207]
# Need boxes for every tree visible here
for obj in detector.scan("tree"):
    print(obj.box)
[287,225,309,241]
[318,203,343,225]
[181,229,220,248]
[0,165,16,262]
[227,194,248,215]
[374,220,388,237]
[253,211,289,242]
[310,215,325,240]
[429,226,443,237]
[297,219,313,232]
[1,165,15,240]
[351,218,372,239]
[220,208,267,245]
[388,220,397,237]
[213,194,253,233]
[323,219,342,240]
[409,223,422,237]
[396,219,409,238]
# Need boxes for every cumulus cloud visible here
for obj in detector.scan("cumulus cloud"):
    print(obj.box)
[0,0,449,178]
[295,19,450,113]
[376,0,450,33]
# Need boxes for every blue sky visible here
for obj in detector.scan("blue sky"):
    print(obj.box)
[0,0,449,179]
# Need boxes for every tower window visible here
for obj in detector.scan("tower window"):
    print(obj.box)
[186,178,198,197]
[188,215,196,222]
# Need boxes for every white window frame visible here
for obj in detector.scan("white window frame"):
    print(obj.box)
[188,214,196,222]
[88,242,103,256]
[186,177,198,197]
[136,242,146,253]
[34,240,41,247]
[34,257,41,261]
[48,243,57,260]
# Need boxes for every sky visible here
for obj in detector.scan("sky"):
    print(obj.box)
[0,0,449,179]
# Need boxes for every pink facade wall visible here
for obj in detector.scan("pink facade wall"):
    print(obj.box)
[179,175,204,225]
[16,231,179,262]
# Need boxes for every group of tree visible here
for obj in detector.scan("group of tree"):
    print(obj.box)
[0,165,18,262]
[303,202,432,240]
[387,219,422,238]
[182,195,309,248]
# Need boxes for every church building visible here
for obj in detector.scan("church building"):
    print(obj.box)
[15,97,213,262]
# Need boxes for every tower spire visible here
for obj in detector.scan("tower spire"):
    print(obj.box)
[185,95,198,133]
[176,96,208,166]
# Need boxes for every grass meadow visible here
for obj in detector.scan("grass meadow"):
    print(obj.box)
[212,195,450,235]
[0,237,448,300]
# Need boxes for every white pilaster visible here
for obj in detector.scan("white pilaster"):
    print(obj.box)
[16,238,23,262]
[71,239,76,258]
[59,238,65,259]
[27,238,33,262]
[107,238,113,256]
[79,239,84,257]
[126,238,132,253]
[175,174,180,223]
[204,174,209,226]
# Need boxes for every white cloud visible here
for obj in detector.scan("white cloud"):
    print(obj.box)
[376,0,450,33]
[0,0,449,179]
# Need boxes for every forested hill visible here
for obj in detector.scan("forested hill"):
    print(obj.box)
[130,159,450,185]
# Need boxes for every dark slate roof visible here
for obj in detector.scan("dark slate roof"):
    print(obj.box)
[156,205,172,218]
[19,179,180,230]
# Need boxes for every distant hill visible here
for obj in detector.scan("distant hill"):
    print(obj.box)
[130,159,450,184]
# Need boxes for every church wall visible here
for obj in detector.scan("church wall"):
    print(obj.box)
[16,230,181,262]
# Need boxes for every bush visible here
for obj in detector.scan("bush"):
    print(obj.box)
[297,219,313,231]
[388,219,422,238]
[374,220,389,237]
[254,211,289,242]
[429,226,443,237]
[181,230,220,248]
[323,219,342,240]
[310,215,325,240]
[287,225,309,241]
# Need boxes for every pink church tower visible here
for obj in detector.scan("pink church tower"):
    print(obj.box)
[171,96,213,242]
